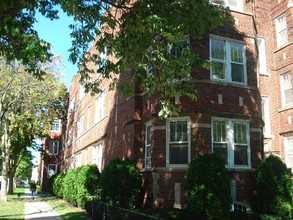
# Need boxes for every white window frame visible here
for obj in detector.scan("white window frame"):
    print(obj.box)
[49,141,59,155]
[210,0,243,11]
[95,91,105,123]
[166,117,191,168]
[212,118,251,169]
[77,114,84,137]
[280,72,293,108]
[256,36,268,76]
[275,13,288,48]
[261,96,271,137]
[210,36,247,85]
[93,142,103,171]
[80,86,85,101]
[145,121,152,169]
[48,164,57,177]
[51,119,61,132]
[285,137,293,168]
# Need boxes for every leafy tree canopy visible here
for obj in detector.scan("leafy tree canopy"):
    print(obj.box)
[1,0,232,116]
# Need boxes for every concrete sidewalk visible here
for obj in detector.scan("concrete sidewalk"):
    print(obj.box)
[24,187,62,220]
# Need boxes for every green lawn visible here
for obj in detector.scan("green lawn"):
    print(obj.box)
[0,186,25,220]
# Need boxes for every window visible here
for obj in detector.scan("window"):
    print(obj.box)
[167,118,190,166]
[67,128,73,146]
[281,72,293,107]
[95,91,105,122]
[87,105,91,129]
[212,118,250,168]
[168,38,190,59]
[145,123,152,168]
[69,97,75,113]
[275,14,288,47]
[257,37,268,75]
[49,141,59,155]
[80,86,85,102]
[51,119,61,131]
[93,143,103,170]
[261,96,271,136]
[210,37,246,84]
[285,137,293,168]
[210,0,243,11]
[48,164,57,177]
[77,115,84,137]
[76,153,81,168]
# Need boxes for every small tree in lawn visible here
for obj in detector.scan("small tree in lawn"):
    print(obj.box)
[100,157,141,209]
[256,155,293,218]
[185,153,231,220]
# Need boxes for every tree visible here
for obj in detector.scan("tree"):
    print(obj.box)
[0,59,67,201]
[1,0,232,116]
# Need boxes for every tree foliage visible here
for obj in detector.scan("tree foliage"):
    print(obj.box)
[1,0,232,116]
[0,59,67,200]
[185,153,231,220]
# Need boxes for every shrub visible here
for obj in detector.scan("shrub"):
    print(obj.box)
[185,153,231,220]
[63,168,78,205]
[255,155,293,218]
[52,172,66,198]
[100,157,141,209]
[75,164,101,208]
[47,173,58,194]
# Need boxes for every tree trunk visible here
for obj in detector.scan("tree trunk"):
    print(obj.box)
[0,119,11,202]
[8,173,14,194]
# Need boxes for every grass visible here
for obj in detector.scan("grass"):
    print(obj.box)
[0,186,25,220]
[43,195,90,220]
[0,186,89,220]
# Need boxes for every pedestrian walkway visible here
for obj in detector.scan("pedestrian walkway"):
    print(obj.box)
[24,187,62,220]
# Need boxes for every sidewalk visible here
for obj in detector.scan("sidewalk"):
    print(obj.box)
[24,187,62,220]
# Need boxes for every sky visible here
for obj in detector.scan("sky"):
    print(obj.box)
[34,10,78,88]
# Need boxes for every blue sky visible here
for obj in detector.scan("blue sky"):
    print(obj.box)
[34,10,78,88]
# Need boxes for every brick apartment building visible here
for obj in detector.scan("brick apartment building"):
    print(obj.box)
[40,0,293,210]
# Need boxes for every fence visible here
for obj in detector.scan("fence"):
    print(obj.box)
[87,200,168,220]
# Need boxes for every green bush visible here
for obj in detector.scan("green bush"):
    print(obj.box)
[47,173,58,194]
[62,164,100,208]
[63,168,78,205]
[52,172,66,198]
[76,164,101,208]
[185,153,231,220]
[255,155,293,218]
[100,157,141,209]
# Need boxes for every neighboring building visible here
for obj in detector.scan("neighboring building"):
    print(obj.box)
[257,0,293,170]
[39,119,64,192]
[41,0,293,210]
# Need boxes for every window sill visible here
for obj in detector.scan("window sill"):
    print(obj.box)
[226,167,253,172]
[278,105,293,113]
[274,41,293,53]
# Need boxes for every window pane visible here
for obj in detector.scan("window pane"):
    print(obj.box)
[213,121,226,142]
[234,145,248,165]
[230,43,243,63]
[213,143,227,164]
[211,62,225,79]
[170,121,188,142]
[234,123,247,144]
[231,63,244,83]
[146,125,151,145]
[211,39,225,60]
[285,89,293,106]
[169,144,188,164]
